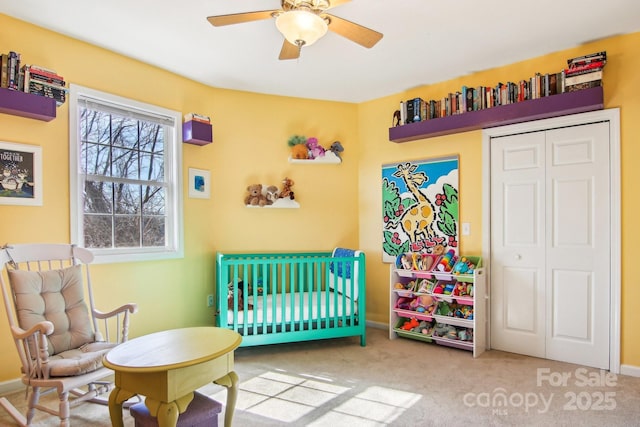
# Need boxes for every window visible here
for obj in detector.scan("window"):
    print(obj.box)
[69,85,183,263]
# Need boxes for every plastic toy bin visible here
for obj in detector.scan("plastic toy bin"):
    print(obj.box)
[394,317,435,343]
[394,295,437,321]
[451,256,483,282]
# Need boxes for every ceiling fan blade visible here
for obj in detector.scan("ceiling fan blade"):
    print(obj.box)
[207,10,277,27]
[327,0,352,9]
[279,39,301,60]
[325,14,383,48]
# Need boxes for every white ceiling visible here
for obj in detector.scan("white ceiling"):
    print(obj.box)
[1,0,639,103]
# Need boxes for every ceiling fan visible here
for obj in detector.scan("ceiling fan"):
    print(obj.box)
[207,0,383,60]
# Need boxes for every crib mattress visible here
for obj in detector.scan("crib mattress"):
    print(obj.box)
[227,291,356,325]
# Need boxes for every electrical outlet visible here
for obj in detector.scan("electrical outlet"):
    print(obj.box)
[207,294,214,307]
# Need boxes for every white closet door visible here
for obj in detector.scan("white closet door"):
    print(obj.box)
[490,131,546,358]
[490,122,610,369]
[544,123,610,369]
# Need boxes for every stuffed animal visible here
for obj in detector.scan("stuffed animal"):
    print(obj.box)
[306,137,325,159]
[244,184,268,206]
[329,141,344,159]
[265,185,279,205]
[288,135,308,159]
[400,318,419,331]
[410,295,436,314]
[291,144,308,159]
[228,281,253,311]
[434,322,456,339]
[279,177,295,200]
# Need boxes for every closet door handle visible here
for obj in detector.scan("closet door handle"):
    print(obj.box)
[515,254,522,260]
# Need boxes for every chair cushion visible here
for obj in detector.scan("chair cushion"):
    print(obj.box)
[8,265,95,357]
[48,341,117,377]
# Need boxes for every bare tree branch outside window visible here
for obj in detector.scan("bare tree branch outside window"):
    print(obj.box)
[80,108,166,249]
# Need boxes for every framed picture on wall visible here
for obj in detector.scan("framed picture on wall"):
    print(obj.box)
[188,168,210,199]
[381,155,459,262]
[0,141,42,206]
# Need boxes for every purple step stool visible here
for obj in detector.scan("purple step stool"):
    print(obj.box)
[129,391,222,427]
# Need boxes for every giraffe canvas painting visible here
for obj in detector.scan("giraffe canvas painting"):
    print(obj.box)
[382,156,459,263]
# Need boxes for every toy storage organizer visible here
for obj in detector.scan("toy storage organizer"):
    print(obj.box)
[389,253,487,357]
[216,249,366,347]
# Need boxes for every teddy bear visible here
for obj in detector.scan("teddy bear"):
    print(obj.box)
[244,184,268,206]
[279,177,295,200]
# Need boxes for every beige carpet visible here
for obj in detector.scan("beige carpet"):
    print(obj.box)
[1,326,639,426]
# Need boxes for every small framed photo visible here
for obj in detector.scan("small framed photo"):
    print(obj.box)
[188,168,210,199]
[0,141,43,206]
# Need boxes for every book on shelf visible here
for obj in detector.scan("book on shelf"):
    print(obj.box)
[0,54,8,88]
[567,51,606,68]
[28,80,67,104]
[420,98,428,121]
[405,98,414,123]
[565,80,602,92]
[401,98,427,123]
[24,65,65,83]
[184,112,211,124]
[565,61,605,76]
[22,65,66,93]
[8,51,21,91]
[28,64,62,77]
[565,70,603,86]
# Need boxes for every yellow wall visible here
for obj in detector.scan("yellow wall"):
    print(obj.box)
[358,32,640,368]
[0,15,360,382]
[0,14,638,383]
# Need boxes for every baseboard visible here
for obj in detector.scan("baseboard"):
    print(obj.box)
[366,320,387,330]
[620,364,640,377]
[0,378,23,396]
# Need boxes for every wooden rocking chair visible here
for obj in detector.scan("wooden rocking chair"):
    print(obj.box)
[0,243,138,426]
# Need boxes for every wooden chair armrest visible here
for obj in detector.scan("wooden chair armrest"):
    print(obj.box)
[93,303,138,319]
[10,321,54,339]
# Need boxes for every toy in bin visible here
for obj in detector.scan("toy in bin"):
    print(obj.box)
[436,249,456,272]
[409,295,436,314]
[453,282,474,297]
[434,323,457,340]
[396,297,413,310]
[400,318,419,331]
[454,305,474,320]
[400,318,434,335]
[453,257,476,276]
[396,254,412,270]
[419,253,435,271]
[432,282,445,294]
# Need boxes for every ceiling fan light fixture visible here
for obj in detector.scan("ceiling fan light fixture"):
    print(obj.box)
[276,10,328,47]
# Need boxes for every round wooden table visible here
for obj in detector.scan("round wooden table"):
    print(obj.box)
[103,327,242,427]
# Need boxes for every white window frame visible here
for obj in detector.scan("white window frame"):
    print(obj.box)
[69,84,183,264]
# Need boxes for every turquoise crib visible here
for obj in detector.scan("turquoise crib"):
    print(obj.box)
[216,249,366,347]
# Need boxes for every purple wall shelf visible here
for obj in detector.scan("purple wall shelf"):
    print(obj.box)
[389,86,604,143]
[0,87,56,121]
[183,120,213,146]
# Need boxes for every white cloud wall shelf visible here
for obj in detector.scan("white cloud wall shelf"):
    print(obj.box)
[288,151,342,164]
[246,198,300,209]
